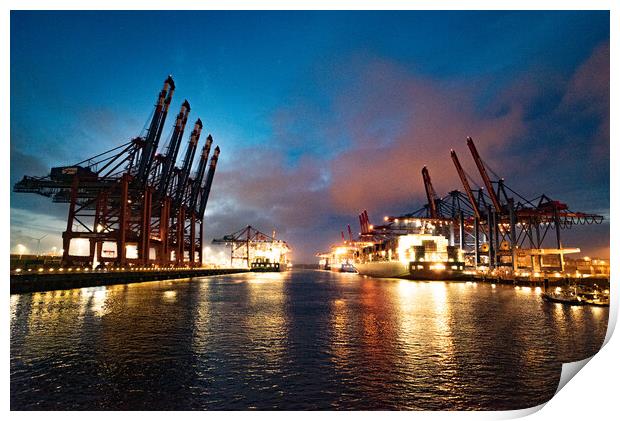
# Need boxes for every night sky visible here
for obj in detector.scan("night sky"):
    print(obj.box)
[10,11,609,263]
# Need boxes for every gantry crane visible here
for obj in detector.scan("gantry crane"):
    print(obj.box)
[212,225,290,270]
[13,76,221,268]
[450,137,603,271]
[351,136,603,274]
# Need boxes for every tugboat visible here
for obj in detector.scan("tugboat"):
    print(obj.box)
[580,288,610,307]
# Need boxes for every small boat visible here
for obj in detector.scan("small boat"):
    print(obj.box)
[541,291,583,306]
[581,294,610,307]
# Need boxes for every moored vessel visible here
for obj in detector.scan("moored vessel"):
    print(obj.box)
[317,244,358,273]
[355,232,466,280]
[541,291,583,306]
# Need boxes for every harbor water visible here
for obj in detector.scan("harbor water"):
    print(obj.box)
[10,270,608,410]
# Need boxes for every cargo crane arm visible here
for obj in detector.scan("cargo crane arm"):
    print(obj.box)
[360,210,370,234]
[173,119,202,207]
[450,149,481,219]
[157,100,190,199]
[197,145,220,219]
[136,75,175,186]
[188,135,213,211]
[421,166,439,219]
[466,137,502,213]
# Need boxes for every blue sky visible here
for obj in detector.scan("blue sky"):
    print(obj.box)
[10,11,610,262]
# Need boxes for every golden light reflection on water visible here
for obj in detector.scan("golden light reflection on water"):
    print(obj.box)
[191,280,211,355]
[163,290,177,302]
[359,279,391,354]
[392,280,456,383]
[10,294,20,324]
[329,294,352,369]
[81,287,110,317]
[426,283,454,363]
[20,288,103,356]
[246,273,287,368]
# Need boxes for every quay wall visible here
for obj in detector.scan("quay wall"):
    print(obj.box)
[10,268,249,294]
[470,274,609,288]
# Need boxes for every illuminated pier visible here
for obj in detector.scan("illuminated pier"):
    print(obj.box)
[10,266,248,294]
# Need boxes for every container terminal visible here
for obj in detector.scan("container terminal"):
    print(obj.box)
[317,137,608,302]
[9,76,606,301]
[10,76,252,292]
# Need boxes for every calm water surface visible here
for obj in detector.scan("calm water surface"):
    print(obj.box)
[10,270,608,410]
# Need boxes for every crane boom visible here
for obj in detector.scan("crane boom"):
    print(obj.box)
[421,166,438,219]
[450,149,481,219]
[198,145,220,218]
[362,210,370,233]
[467,137,502,212]
[174,118,202,206]
[189,134,212,211]
[137,75,175,186]
[157,100,190,198]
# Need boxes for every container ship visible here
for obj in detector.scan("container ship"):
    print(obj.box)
[350,210,466,280]
[317,244,357,273]
[355,233,465,280]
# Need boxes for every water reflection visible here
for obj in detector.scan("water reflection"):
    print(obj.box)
[81,287,110,317]
[162,290,177,302]
[10,271,608,410]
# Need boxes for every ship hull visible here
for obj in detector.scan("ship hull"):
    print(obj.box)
[330,264,357,273]
[355,261,467,280]
[250,262,286,272]
[404,270,469,281]
[407,261,467,280]
[355,261,410,279]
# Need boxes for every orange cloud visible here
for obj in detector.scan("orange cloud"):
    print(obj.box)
[328,58,525,214]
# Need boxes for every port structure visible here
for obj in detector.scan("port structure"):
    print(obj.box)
[13,76,221,268]
[360,137,603,272]
[212,225,290,270]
